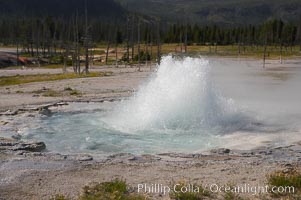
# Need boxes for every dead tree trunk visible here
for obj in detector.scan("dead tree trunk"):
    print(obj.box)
[64,48,69,73]
[75,11,80,74]
[184,23,188,53]
[263,44,267,68]
[156,21,161,65]
[137,18,141,71]
[145,31,149,67]
[126,15,130,65]
[180,32,183,53]
[105,42,111,65]
[115,31,118,67]
[280,42,283,64]
[150,29,153,69]
[84,41,89,74]
[131,16,135,63]
[16,40,19,66]
[84,0,89,74]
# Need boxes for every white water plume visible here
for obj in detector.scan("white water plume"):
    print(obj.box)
[105,55,249,133]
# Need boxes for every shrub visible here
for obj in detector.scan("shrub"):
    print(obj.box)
[80,179,144,200]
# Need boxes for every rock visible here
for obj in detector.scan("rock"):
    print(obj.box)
[283,168,293,174]
[14,151,25,155]
[0,121,9,125]
[128,156,138,161]
[284,163,293,168]
[194,163,203,167]
[14,141,46,152]
[108,153,134,159]
[0,138,17,146]
[11,134,22,140]
[210,148,231,155]
[0,138,46,152]
[76,155,93,162]
[0,110,18,116]
[128,155,161,162]
[157,153,202,158]
[39,108,52,116]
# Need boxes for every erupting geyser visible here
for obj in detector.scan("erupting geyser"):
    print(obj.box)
[15,56,300,155]
[106,56,247,133]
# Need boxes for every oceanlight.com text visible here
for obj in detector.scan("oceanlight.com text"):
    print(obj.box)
[137,183,295,196]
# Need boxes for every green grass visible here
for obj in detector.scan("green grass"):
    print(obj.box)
[267,169,301,199]
[0,72,112,87]
[224,188,246,200]
[161,44,301,59]
[50,195,69,200]
[31,87,82,97]
[50,179,144,200]
[41,90,62,97]
[80,179,144,200]
[268,170,301,189]
[69,90,82,96]
[64,87,73,91]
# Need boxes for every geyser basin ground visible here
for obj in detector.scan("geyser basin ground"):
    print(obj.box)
[3,56,301,156]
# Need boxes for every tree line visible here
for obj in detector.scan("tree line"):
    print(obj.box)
[0,14,300,70]
[165,19,300,47]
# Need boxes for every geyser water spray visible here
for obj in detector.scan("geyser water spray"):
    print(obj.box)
[105,56,249,133]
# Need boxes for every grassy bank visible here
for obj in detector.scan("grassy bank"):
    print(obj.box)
[50,168,301,200]
[0,72,112,87]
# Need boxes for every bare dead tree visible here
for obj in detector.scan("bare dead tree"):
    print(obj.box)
[137,18,141,71]
[131,16,135,63]
[145,27,149,67]
[263,34,268,68]
[63,19,72,73]
[238,30,241,57]
[126,15,130,65]
[298,17,301,52]
[156,21,161,65]
[149,24,153,69]
[184,22,188,53]
[115,28,118,67]
[84,0,90,74]
[105,24,112,65]
[280,42,283,64]
[35,22,41,67]
[30,20,34,57]
[52,22,57,56]
[73,11,80,74]
[16,39,19,66]
[180,31,183,52]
